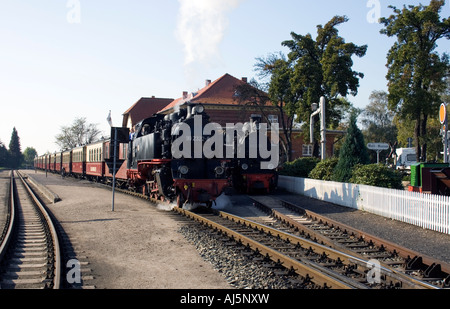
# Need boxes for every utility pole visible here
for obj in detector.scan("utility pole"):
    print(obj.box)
[440,103,448,164]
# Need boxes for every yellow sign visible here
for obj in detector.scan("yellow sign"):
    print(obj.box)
[440,103,447,124]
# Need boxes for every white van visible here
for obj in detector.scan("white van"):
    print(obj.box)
[396,148,417,169]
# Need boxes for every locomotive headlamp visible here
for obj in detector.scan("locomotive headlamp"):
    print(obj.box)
[215,166,225,175]
[179,165,189,175]
[192,104,205,114]
[241,163,249,170]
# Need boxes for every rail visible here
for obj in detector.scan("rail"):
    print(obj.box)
[249,195,447,288]
[278,175,450,235]
[0,171,61,289]
[173,206,437,289]
[0,171,15,264]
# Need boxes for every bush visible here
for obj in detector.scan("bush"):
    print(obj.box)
[333,112,369,182]
[309,157,339,180]
[279,157,320,177]
[350,164,403,189]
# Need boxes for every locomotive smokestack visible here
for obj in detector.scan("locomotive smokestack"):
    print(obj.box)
[186,104,193,119]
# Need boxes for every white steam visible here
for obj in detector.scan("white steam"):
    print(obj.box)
[176,0,244,68]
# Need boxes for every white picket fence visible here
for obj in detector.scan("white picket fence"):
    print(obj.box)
[278,176,450,235]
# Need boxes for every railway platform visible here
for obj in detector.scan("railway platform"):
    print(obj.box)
[10,170,232,289]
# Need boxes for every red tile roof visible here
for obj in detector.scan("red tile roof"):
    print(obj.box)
[158,73,253,113]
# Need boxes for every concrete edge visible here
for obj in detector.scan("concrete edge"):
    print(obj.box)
[22,172,61,204]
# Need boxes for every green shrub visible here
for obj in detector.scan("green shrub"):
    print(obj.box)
[279,157,320,177]
[350,164,403,189]
[333,113,369,182]
[309,157,339,180]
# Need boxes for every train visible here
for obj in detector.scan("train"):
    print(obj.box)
[34,103,278,208]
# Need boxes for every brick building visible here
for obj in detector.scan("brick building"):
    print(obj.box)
[122,96,174,128]
[123,73,344,161]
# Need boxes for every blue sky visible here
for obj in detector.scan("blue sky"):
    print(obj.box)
[0,0,449,155]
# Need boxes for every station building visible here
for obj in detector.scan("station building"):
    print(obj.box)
[122,73,344,162]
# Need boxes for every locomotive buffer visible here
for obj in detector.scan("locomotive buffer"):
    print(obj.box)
[105,127,129,211]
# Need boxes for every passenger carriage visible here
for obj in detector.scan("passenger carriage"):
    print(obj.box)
[72,146,86,177]
[85,140,106,181]
[62,149,72,176]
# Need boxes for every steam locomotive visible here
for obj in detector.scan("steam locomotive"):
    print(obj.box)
[35,103,278,208]
[127,103,230,207]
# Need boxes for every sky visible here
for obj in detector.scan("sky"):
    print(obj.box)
[0,0,449,156]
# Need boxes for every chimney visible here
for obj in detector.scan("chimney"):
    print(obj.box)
[182,91,188,99]
[242,77,248,83]
[205,79,211,86]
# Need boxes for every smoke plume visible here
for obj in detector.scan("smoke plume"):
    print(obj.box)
[176,0,244,69]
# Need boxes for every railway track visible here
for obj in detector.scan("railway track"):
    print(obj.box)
[98,177,448,289]
[0,171,61,289]
[40,172,449,289]
[173,205,440,289]
[247,194,450,289]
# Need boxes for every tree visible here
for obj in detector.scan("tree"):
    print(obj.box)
[380,0,450,162]
[361,91,397,143]
[0,140,9,167]
[23,147,38,167]
[333,112,370,182]
[240,16,366,162]
[235,57,298,163]
[282,16,367,141]
[55,117,101,150]
[361,90,398,163]
[8,127,22,169]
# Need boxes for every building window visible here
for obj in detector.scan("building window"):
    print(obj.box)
[268,115,278,123]
[302,144,313,157]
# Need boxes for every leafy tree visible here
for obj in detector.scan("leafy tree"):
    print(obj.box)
[333,112,369,182]
[235,57,298,163]
[380,0,450,162]
[23,147,38,166]
[239,16,366,162]
[55,117,101,150]
[8,127,23,169]
[361,91,397,143]
[361,90,398,163]
[282,15,367,142]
